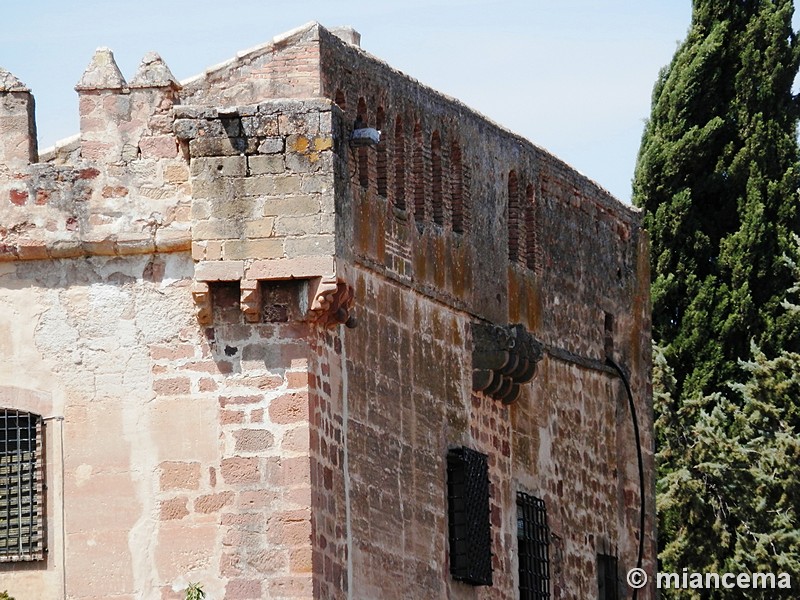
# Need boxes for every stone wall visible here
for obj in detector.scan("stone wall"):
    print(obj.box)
[315,26,656,599]
[0,21,653,600]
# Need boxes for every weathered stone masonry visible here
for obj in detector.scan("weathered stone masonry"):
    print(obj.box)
[0,22,654,600]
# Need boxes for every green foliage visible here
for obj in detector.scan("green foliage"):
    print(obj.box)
[185,583,205,600]
[0,592,15,600]
[636,0,800,594]
[657,346,800,599]
[633,0,800,401]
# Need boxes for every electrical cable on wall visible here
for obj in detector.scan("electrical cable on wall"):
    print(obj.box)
[605,356,646,600]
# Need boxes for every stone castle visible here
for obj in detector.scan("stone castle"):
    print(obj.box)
[0,23,655,600]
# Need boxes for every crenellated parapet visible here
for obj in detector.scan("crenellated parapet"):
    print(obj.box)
[76,48,181,163]
[0,50,193,262]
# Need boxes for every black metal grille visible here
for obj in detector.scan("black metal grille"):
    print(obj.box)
[517,491,550,599]
[0,409,44,562]
[446,447,492,586]
[598,554,619,600]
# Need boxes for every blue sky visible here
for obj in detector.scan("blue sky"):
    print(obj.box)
[1,1,693,202]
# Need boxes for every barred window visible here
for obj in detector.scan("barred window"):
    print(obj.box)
[517,491,550,599]
[446,446,492,586]
[0,409,44,562]
[597,554,619,600]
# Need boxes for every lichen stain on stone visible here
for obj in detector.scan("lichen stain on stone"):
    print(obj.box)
[292,135,310,153]
[313,136,332,152]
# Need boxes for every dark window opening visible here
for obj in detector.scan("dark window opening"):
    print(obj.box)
[376,107,387,198]
[598,553,619,600]
[517,491,550,600]
[393,117,406,210]
[0,409,44,563]
[413,122,425,222]
[357,97,369,189]
[447,447,492,586]
[525,183,538,271]
[451,141,465,233]
[508,170,520,262]
[431,131,443,225]
[334,89,346,112]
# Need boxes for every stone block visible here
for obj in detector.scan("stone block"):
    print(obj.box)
[160,497,189,520]
[209,196,260,220]
[239,176,274,197]
[189,136,247,157]
[192,219,245,240]
[172,118,198,140]
[246,256,334,280]
[258,137,284,154]
[191,199,211,219]
[248,155,284,175]
[220,456,260,484]
[281,425,310,453]
[273,175,303,195]
[284,235,335,257]
[243,218,275,239]
[225,579,264,599]
[234,429,275,453]
[164,163,189,183]
[241,114,279,137]
[153,377,191,396]
[300,174,331,194]
[190,176,226,200]
[139,135,178,159]
[194,491,235,514]
[48,239,84,259]
[268,391,309,424]
[155,229,191,253]
[274,215,324,237]
[222,238,284,260]
[159,461,201,490]
[192,241,206,260]
[115,234,155,255]
[194,260,245,281]
[286,151,322,173]
[191,156,247,178]
[262,195,319,216]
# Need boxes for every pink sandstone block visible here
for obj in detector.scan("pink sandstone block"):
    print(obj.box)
[194,260,245,281]
[246,256,335,280]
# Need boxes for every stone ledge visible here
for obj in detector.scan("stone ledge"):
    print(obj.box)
[0,232,191,262]
[246,256,335,280]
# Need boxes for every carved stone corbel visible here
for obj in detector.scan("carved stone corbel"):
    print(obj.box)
[472,322,543,404]
[308,276,357,328]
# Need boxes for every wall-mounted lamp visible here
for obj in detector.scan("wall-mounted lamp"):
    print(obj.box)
[350,127,381,148]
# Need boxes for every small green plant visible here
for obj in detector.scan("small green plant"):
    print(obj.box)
[185,582,205,600]
[0,591,16,600]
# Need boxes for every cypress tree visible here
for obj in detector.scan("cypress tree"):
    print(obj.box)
[633,0,800,401]
[635,0,800,593]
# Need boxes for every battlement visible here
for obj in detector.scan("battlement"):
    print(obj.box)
[0,22,642,339]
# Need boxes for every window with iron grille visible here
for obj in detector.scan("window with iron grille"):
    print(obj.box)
[597,553,619,600]
[0,409,44,562]
[517,491,550,599]
[446,446,492,586]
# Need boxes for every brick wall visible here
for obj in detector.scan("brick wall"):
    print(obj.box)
[315,26,656,599]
